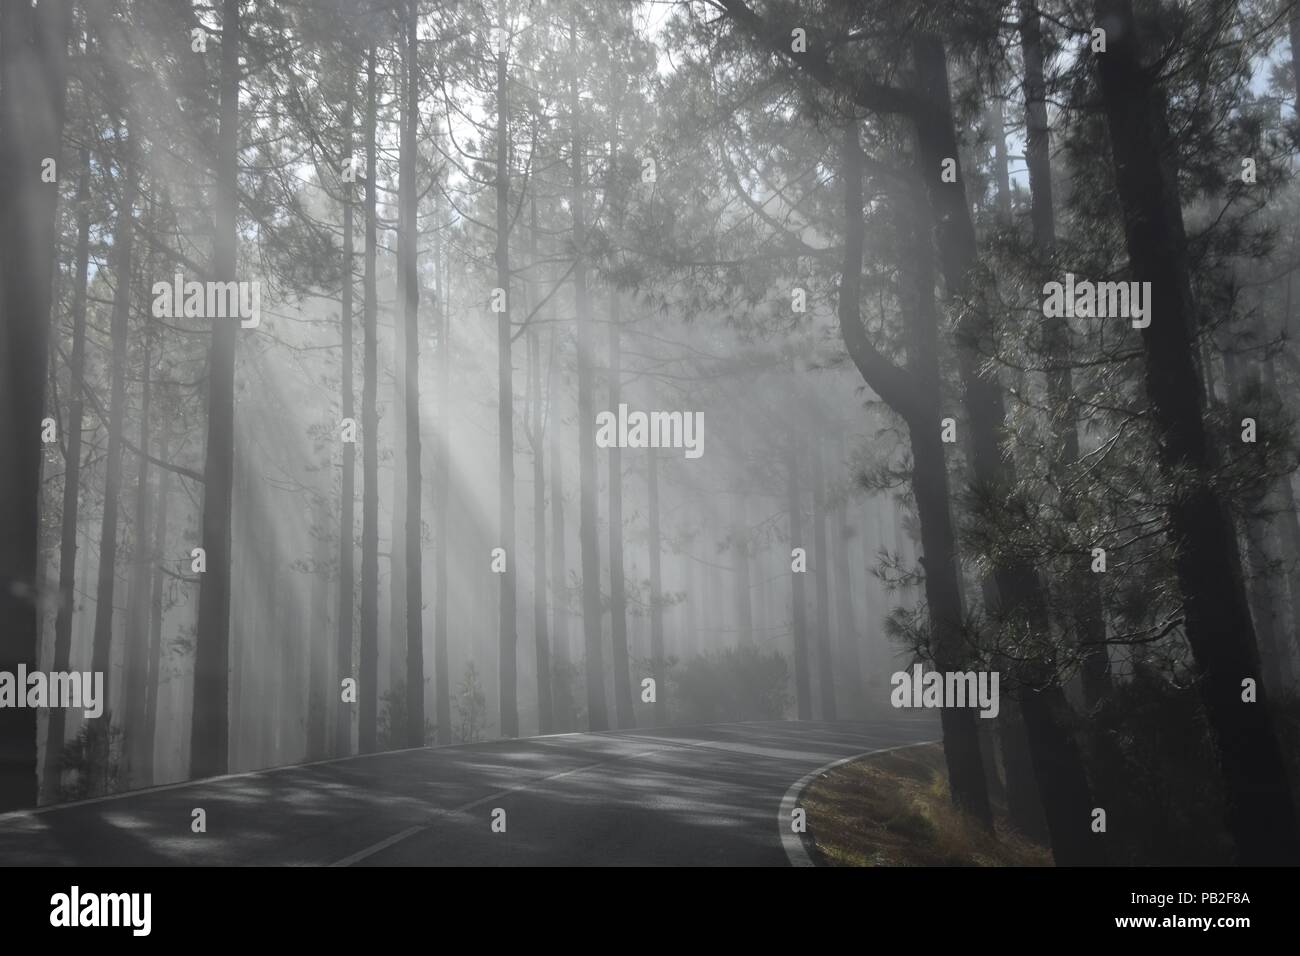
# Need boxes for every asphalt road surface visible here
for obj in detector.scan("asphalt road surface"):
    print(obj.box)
[0,718,939,866]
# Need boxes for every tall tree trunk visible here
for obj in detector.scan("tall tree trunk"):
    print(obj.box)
[390,350,407,710]
[607,293,634,727]
[529,201,554,735]
[786,436,812,720]
[496,0,519,738]
[909,412,996,827]
[337,79,356,759]
[698,556,711,657]
[832,441,862,716]
[893,202,991,828]
[389,31,410,705]
[401,0,425,749]
[810,438,837,720]
[732,494,753,647]
[647,446,666,726]
[529,326,554,734]
[838,127,991,825]
[859,500,877,682]
[434,229,452,745]
[1093,0,1300,864]
[191,0,239,780]
[267,486,283,764]
[92,130,138,729]
[570,15,608,732]
[142,429,170,787]
[358,46,380,755]
[549,332,573,731]
[45,143,91,801]
[231,459,251,770]
[308,508,328,762]
[124,327,154,786]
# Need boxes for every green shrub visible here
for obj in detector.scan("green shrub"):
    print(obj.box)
[672,645,791,724]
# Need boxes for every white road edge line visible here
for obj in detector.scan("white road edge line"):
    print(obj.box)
[328,748,663,867]
[328,825,427,868]
[779,739,941,867]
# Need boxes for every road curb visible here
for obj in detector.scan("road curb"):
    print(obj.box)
[778,739,941,867]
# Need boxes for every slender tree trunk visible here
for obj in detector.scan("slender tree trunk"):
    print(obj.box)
[124,328,154,785]
[732,495,753,648]
[266,567,281,763]
[337,80,356,759]
[308,509,328,761]
[810,439,837,720]
[191,0,239,780]
[92,131,138,728]
[142,429,170,787]
[787,436,812,720]
[647,446,666,726]
[434,230,452,745]
[401,0,425,749]
[529,325,554,734]
[909,412,997,828]
[1094,0,1300,864]
[702,541,717,653]
[389,20,410,703]
[272,468,290,763]
[390,355,407,710]
[832,440,862,716]
[859,500,877,685]
[529,201,554,735]
[570,15,608,732]
[549,332,573,731]
[231,459,250,770]
[496,0,519,738]
[45,144,91,801]
[358,46,380,755]
[607,293,634,727]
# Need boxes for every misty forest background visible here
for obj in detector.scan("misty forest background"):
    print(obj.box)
[3,0,1300,866]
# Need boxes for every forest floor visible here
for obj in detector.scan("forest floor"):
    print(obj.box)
[801,742,1052,866]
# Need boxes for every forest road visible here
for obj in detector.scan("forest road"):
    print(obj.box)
[0,717,939,866]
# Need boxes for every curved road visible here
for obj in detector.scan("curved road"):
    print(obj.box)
[0,718,938,866]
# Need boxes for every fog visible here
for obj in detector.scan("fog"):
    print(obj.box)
[3,0,1299,868]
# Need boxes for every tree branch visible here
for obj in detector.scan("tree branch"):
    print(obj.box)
[711,0,926,118]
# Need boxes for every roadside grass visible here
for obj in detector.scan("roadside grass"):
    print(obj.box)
[800,742,1053,866]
